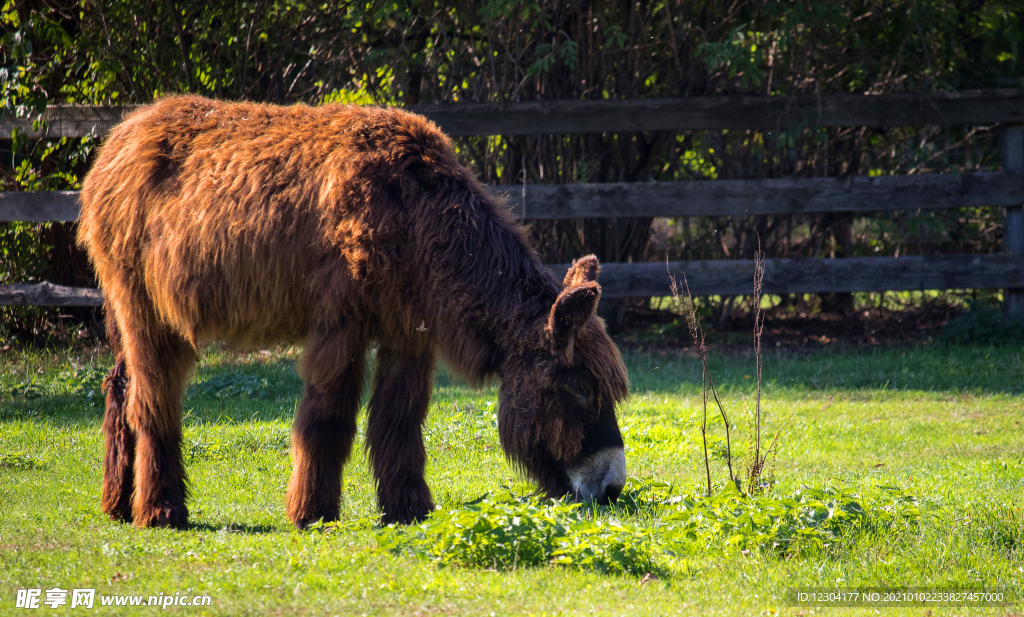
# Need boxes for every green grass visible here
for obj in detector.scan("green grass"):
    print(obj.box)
[1,343,1022,615]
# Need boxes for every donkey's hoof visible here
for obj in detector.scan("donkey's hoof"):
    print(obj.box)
[134,502,188,529]
[102,496,134,524]
[288,501,340,530]
[104,508,134,525]
[380,502,433,526]
[291,511,339,531]
[293,518,322,531]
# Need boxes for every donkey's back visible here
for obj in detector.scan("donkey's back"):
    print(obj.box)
[80,95,442,350]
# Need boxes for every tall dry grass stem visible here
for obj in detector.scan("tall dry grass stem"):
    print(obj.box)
[745,243,778,493]
[668,261,734,496]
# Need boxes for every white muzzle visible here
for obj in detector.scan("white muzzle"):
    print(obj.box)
[566,447,627,503]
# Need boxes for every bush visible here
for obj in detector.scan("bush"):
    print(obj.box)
[375,479,920,576]
[939,301,1024,346]
[377,497,659,575]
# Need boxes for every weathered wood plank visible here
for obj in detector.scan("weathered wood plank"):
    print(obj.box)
[490,172,1024,218]
[549,254,1024,298]
[5,254,1021,305]
[0,283,103,307]
[0,191,81,222]
[0,106,138,139]
[3,171,1020,223]
[3,90,1022,139]
[1001,124,1024,314]
[413,90,1024,135]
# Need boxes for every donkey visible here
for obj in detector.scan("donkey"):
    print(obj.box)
[77,96,629,529]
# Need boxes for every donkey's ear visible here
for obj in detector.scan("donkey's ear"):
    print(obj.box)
[547,281,601,356]
[563,255,600,289]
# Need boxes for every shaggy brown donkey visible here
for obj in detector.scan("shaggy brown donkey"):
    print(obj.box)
[78,96,629,529]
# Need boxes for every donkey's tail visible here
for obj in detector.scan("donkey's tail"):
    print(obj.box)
[101,310,135,522]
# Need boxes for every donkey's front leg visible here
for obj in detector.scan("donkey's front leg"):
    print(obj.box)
[286,327,366,529]
[366,348,435,524]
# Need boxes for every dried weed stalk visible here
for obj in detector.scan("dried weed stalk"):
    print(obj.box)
[668,261,734,497]
[745,246,778,494]
[668,246,779,497]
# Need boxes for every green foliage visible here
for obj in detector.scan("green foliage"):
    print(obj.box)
[939,300,1024,346]
[696,27,767,90]
[188,372,276,400]
[0,451,44,470]
[377,478,920,575]
[4,377,46,401]
[184,426,290,463]
[652,481,919,553]
[4,364,105,405]
[3,1,1022,272]
[0,222,50,284]
[2,6,99,193]
[969,501,1024,555]
[0,221,58,349]
[378,496,658,575]
[0,405,37,420]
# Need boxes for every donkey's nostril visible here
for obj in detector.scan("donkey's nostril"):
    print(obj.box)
[603,481,624,504]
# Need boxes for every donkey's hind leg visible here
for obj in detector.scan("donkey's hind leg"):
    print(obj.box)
[118,315,197,528]
[287,325,367,529]
[101,307,136,522]
[101,348,134,523]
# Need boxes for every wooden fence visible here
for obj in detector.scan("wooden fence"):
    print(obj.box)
[2,89,1023,308]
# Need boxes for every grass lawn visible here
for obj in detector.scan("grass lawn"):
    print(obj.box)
[1,342,1022,615]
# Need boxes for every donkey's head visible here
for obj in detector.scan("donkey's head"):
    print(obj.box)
[498,255,629,504]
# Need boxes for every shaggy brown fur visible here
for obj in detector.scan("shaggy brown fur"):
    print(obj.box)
[78,96,629,528]
[100,310,134,522]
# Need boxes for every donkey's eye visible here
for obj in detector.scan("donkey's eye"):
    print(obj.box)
[559,372,595,408]
[561,370,589,389]
[565,387,591,408]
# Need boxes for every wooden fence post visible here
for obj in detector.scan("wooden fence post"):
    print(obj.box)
[1002,125,1024,315]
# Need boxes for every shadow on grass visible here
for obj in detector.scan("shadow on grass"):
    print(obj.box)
[625,343,1024,395]
[187,522,283,535]
[5,345,1022,430]
[0,390,300,426]
[2,353,474,427]
[1,356,305,426]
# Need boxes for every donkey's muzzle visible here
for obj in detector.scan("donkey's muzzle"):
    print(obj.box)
[567,447,627,505]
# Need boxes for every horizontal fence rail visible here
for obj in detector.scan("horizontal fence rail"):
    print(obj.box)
[4,254,1022,305]
[0,191,81,222]
[2,89,1022,139]
[414,89,1024,135]
[2,170,1021,222]
[0,282,103,307]
[497,172,1023,218]
[1,93,1021,309]
[578,254,1024,298]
